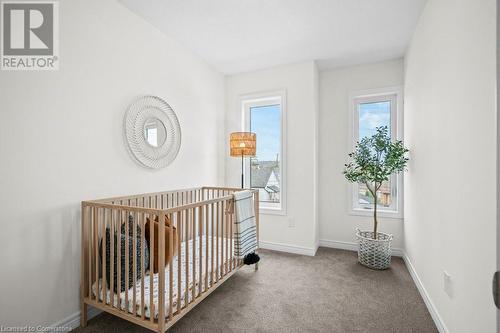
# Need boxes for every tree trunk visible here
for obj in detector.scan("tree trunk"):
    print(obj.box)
[373,185,378,240]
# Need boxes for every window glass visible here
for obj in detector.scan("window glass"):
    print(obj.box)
[250,104,281,206]
[357,99,392,209]
[358,101,391,139]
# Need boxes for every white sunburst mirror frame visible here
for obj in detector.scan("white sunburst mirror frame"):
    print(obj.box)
[124,95,182,169]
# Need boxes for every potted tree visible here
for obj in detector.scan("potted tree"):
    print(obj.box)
[343,126,409,270]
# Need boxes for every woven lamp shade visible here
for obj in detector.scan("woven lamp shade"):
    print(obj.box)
[230,132,256,157]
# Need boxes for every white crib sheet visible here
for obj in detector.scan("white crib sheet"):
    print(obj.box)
[92,236,235,318]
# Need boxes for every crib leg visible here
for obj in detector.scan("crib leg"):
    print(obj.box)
[255,249,260,271]
[80,303,88,327]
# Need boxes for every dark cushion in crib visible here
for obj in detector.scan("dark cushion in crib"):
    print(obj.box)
[99,215,150,292]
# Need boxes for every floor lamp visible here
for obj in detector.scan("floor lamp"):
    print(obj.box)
[230,132,256,189]
[229,131,260,266]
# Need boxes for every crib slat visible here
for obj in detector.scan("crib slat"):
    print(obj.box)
[226,200,229,274]
[177,211,182,314]
[215,201,219,282]
[168,213,174,320]
[255,191,260,270]
[125,211,129,313]
[226,200,230,273]
[132,211,137,316]
[140,212,145,320]
[103,208,107,303]
[158,211,166,330]
[229,193,232,266]
[229,201,233,272]
[110,209,115,307]
[117,211,122,309]
[210,203,214,287]
[205,205,209,292]
[253,191,260,244]
[94,207,99,303]
[221,201,225,277]
[191,207,196,301]
[185,209,189,305]
[87,206,92,300]
[149,213,154,323]
[198,205,202,296]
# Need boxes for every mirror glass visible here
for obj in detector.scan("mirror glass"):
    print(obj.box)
[144,118,167,147]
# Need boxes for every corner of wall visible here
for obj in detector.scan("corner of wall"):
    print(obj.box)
[312,61,320,248]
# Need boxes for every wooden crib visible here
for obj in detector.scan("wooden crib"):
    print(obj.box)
[80,186,259,332]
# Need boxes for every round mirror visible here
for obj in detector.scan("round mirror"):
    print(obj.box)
[143,117,167,147]
[124,96,182,169]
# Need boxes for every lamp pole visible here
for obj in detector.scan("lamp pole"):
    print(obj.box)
[241,152,244,189]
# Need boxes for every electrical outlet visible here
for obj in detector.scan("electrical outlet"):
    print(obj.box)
[443,270,453,298]
[288,217,295,227]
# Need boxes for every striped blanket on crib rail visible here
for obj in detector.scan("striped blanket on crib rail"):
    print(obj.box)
[233,190,257,258]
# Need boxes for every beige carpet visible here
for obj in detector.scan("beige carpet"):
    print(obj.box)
[73,248,437,333]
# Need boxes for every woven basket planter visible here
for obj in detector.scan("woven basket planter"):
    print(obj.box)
[356,228,394,270]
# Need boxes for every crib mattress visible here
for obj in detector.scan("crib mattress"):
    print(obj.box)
[92,236,234,318]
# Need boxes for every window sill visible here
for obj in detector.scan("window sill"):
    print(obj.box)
[260,206,286,216]
[349,208,403,220]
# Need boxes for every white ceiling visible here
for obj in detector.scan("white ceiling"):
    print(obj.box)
[120,0,427,74]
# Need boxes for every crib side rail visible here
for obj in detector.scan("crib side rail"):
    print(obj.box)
[81,189,259,333]
[88,187,204,206]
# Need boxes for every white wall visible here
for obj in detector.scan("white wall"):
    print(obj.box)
[318,59,405,249]
[225,62,319,254]
[404,0,496,332]
[0,0,225,327]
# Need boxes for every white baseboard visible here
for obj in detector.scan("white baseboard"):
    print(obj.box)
[318,238,404,257]
[50,306,101,331]
[319,239,358,252]
[259,240,317,256]
[402,253,448,333]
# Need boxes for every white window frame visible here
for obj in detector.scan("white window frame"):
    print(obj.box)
[348,86,404,219]
[239,90,287,215]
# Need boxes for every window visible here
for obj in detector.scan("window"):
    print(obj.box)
[349,88,403,218]
[241,91,286,214]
